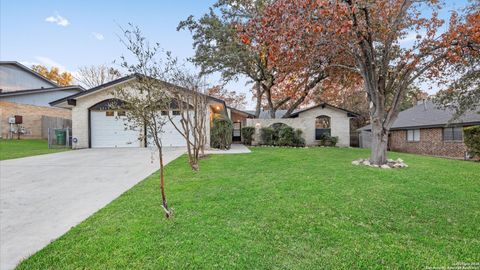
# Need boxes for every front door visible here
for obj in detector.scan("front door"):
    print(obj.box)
[233,122,241,142]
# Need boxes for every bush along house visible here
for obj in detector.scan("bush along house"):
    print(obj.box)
[358,100,480,159]
[239,103,359,147]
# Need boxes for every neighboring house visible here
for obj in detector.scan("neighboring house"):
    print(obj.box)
[0,61,58,91]
[50,74,228,149]
[0,61,84,107]
[0,61,84,139]
[0,86,85,107]
[229,105,358,147]
[358,100,480,159]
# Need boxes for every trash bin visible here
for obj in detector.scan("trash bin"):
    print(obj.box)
[55,130,66,145]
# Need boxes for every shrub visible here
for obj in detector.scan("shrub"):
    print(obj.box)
[260,127,275,145]
[293,129,306,147]
[210,118,232,150]
[464,125,480,158]
[271,123,288,143]
[318,134,338,147]
[261,124,305,147]
[277,126,296,146]
[241,127,255,145]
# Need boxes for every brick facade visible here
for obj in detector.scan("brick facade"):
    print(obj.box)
[389,128,469,159]
[0,101,71,139]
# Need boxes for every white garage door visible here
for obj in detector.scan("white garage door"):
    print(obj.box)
[147,112,188,147]
[91,111,141,148]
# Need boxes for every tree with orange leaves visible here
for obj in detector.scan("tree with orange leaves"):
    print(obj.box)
[180,0,335,118]
[435,3,480,118]
[31,65,73,86]
[249,0,476,165]
[239,0,351,118]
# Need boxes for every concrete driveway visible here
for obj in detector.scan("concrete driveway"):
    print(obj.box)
[0,147,185,270]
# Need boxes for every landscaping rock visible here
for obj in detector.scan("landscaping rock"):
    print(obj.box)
[351,158,408,169]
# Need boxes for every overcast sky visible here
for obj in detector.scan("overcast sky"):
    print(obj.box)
[0,0,469,109]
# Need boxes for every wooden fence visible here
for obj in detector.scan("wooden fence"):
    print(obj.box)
[41,116,72,139]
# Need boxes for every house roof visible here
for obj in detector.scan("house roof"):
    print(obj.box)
[0,85,85,97]
[50,74,227,107]
[0,61,60,88]
[228,106,256,118]
[244,110,298,119]
[245,102,359,119]
[50,75,137,106]
[289,103,360,118]
[358,101,480,131]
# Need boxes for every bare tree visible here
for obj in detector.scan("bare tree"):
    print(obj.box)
[76,64,122,88]
[113,24,176,218]
[166,71,208,171]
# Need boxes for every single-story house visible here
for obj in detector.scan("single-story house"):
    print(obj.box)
[217,105,359,147]
[50,74,358,149]
[242,105,358,147]
[358,100,480,159]
[0,61,84,139]
[50,74,228,149]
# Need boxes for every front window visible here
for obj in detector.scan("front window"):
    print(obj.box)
[315,115,331,140]
[105,111,114,117]
[406,129,420,142]
[443,127,463,141]
[172,110,180,116]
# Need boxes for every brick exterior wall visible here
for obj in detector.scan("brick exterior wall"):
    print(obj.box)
[0,101,71,139]
[389,128,469,159]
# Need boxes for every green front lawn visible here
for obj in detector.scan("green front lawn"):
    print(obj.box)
[0,139,69,160]
[17,147,479,269]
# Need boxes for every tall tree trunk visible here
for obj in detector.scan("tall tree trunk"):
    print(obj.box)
[254,82,263,118]
[158,147,171,218]
[369,119,389,165]
[264,84,276,118]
